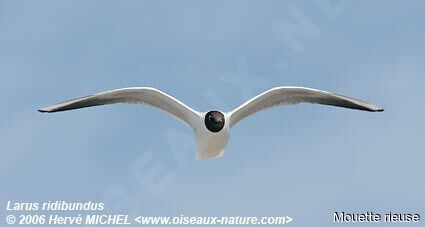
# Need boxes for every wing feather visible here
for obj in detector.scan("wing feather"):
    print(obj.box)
[39,87,200,129]
[228,86,383,127]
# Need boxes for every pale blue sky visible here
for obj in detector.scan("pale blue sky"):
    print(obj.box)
[1,1,424,226]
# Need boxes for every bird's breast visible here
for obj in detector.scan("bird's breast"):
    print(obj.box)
[195,124,230,160]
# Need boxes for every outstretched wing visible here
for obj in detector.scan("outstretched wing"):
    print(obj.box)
[228,86,383,127]
[39,87,200,129]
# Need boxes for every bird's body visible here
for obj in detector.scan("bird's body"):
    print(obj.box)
[39,86,383,160]
[195,111,230,160]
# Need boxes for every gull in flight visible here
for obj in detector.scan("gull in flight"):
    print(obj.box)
[39,86,383,160]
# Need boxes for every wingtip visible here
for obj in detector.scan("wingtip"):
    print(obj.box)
[38,108,50,113]
[373,107,384,112]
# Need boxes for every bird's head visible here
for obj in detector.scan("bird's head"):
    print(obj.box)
[204,111,225,133]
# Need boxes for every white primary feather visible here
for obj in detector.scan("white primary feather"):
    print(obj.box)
[228,86,383,127]
[39,87,201,130]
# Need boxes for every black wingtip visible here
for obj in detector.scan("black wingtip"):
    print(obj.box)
[38,109,50,113]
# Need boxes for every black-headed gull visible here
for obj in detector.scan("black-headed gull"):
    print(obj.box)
[39,86,383,160]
